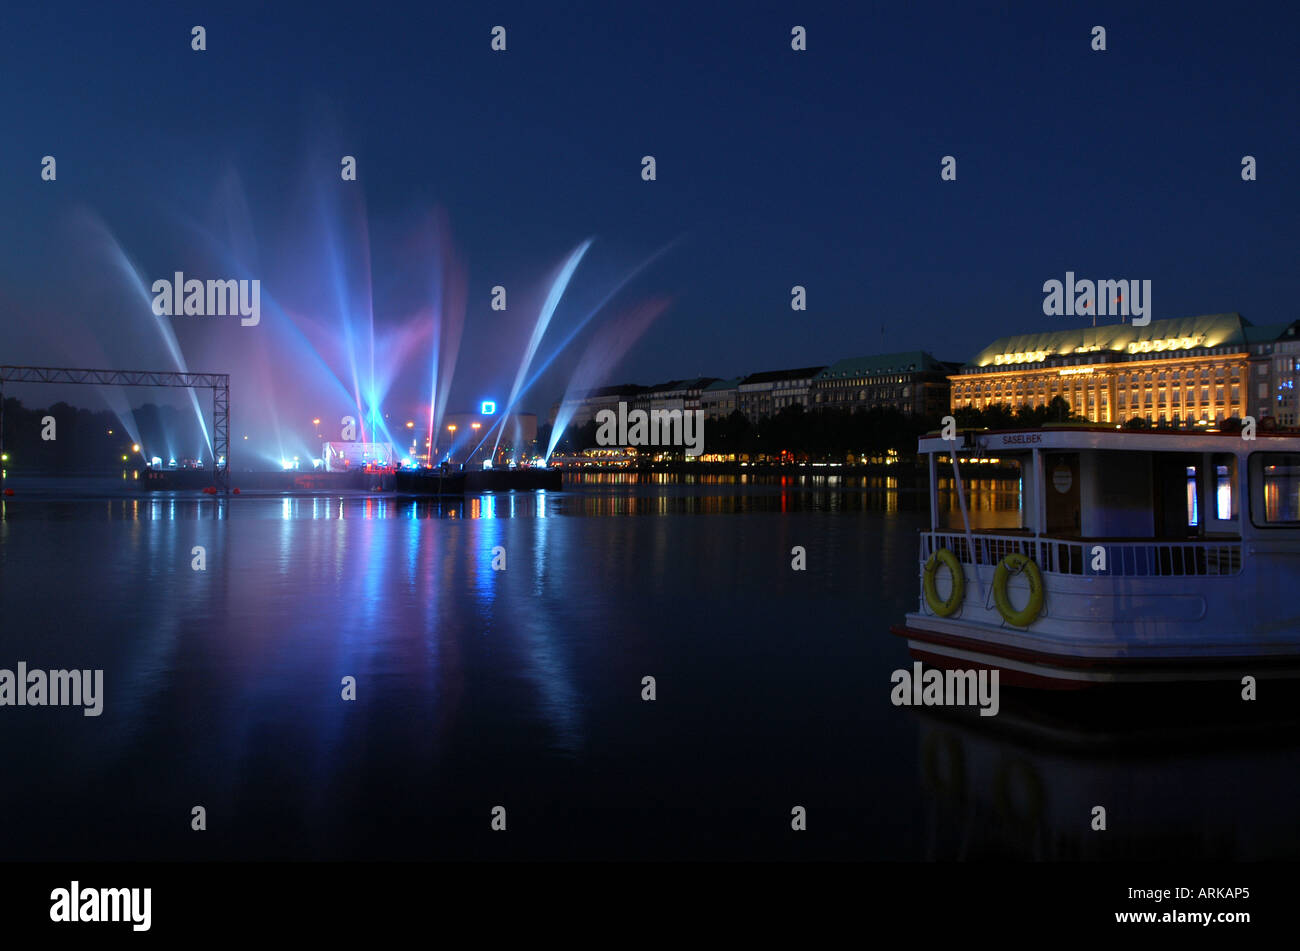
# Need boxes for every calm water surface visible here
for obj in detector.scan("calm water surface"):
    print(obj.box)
[1,474,1295,860]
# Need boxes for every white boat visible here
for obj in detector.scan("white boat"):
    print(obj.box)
[892,426,1300,687]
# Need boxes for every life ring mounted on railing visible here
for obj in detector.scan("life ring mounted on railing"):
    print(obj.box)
[923,547,965,617]
[992,553,1044,627]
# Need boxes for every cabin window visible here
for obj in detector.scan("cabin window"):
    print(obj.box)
[1249,453,1300,526]
[1213,454,1237,520]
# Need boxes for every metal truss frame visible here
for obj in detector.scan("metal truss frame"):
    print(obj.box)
[0,365,231,490]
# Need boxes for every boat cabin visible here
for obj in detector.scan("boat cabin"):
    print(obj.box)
[921,427,1300,543]
[898,425,1300,685]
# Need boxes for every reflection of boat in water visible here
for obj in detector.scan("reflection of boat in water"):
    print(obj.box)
[892,427,1300,686]
[914,686,1300,860]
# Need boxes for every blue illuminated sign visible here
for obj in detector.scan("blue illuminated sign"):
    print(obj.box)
[481,401,497,415]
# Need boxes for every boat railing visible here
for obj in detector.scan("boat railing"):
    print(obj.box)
[920,531,1243,577]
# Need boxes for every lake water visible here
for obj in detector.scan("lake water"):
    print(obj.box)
[1,474,1296,860]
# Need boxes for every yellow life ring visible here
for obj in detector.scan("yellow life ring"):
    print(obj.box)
[992,553,1044,627]
[923,548,965,617]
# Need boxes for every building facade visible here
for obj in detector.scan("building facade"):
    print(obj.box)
[736,367,824,421]
[951,314,1261,426]
[810,351,957,416]
[549,384,646,428]
[1247,320,1300,426]
[641,377,718,415]
[701,377,742,420]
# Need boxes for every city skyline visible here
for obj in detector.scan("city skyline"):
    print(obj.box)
[1,2,1295,433]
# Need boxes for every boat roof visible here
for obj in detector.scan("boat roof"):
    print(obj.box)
[917,425,1300,455]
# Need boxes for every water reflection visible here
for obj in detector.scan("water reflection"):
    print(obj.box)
[1,477,1296,860]
[2,487,1024,523]
[914,689,1300,860]
[0,473,1030,525]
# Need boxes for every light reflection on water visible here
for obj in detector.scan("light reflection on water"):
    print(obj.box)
[0,475,1295,860]
[0,480,1021,524]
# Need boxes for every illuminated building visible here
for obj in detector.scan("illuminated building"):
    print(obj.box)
[952,314,1270,425]
[737,367,824,421]
[549,379,718,428]
[810,351,957,416]
[1247,319,1300,426]
[701,377,742,420]
[549,384,646,428]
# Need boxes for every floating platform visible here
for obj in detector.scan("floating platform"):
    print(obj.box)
[396,468,561,495]
[142,468,394,491]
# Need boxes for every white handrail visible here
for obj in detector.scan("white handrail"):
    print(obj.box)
[922,531,1242,577]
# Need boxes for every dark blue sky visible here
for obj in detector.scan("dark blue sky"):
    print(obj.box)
[1,0,1297,433]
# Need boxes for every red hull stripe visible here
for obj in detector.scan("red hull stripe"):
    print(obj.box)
[889,625,1300,673]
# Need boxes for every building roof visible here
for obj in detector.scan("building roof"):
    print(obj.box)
[567,383,646,400]
[814,351,946,381]
[966,313,1253,369]
[1259,319,1300,344]
[703,376,743,391]
[740,366,825,385]
[643,376,719,394]
[1243,323,1289,344]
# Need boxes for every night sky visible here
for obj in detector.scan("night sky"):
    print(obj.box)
[1,1,1296,450]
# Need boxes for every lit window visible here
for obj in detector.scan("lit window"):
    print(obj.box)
[1251,454,1300,525]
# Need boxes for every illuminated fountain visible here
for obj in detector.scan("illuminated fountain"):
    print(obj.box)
[547,298,670,461]
[44,162,675,491]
